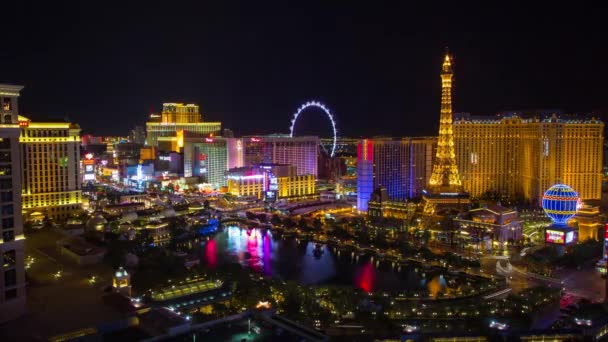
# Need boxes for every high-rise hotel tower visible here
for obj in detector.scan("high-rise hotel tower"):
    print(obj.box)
[19,116,82,221]
[422,52,470,215]
[0,84,25,322]
[146,103,222,149]
[454,112,603,204]
[356,137,436,212]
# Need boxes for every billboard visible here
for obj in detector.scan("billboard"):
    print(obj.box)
[545,229,565,244]
[264,190,277,203]
[565,231,575,244]
[604,224,608,260]
[269,176,278,191]
[83,155,95,181]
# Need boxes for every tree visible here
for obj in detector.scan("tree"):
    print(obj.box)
[203,200,210,210]
[298,218,308,230]
[271,214,282,226]
[313,218,323,231]
[283,218,296,228]
[257,214,268,223]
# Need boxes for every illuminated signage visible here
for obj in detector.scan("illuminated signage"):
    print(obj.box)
[85,165,94,172]
[159,156,171,162]
[269,176,278,190]
[18,120,29,128]
[84,173,95,180]
[85,153,94,160]
[565,231,575,244]
[227,174,264,180]
[205,138,214,143]
[265,190,277,203]
[545,229,565,244]
[250,138,261,142]
[198,154,207,161]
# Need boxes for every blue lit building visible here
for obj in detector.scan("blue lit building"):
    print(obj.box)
[356,137,436,211]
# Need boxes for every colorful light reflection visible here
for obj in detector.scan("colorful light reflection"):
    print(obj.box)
[205,239,217,269]
[355,262,375,293]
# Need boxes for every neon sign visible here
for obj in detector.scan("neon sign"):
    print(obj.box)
[545,229,565,244]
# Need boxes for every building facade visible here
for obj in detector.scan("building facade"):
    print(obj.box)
[367,188,416,221]
[0,84,26,322]
[243,135,318,177]
[226,164,315,200]
[454,113,604,204]
[183,137,243,189]
[453,204,524,247]
[356,137,436,211]
[19,117,82,221]
[146,103,221,148]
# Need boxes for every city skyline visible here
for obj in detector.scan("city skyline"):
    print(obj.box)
[3,4,608,137]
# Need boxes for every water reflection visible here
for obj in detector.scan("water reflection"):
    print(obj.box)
[203,226,448,294]
[204,239,217,269]
[355,262,376,293]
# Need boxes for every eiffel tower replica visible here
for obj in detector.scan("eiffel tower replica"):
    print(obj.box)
[423,51,470,216]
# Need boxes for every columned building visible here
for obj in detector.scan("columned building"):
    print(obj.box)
[0,84,26,322]
[19,116,82,221]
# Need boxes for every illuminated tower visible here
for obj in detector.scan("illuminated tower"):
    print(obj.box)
[429,52,461,188]
[423,51,470,215]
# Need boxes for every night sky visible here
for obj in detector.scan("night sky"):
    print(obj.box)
[3,3,607,137]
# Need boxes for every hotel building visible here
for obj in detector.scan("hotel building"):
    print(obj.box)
[356,137,436,211]
[146,103,221,148]
[183,137,243,189]
[453,112,603,204]
[19,116,82,220]
[243,135,319,177]
[226,164,315,200]
[0,84,26,322]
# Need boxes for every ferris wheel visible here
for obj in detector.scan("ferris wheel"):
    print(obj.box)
[289,101,337,157]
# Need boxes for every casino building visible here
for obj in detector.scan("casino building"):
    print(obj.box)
[19,116,83,221]
[226,164,315,201]
[454,112,603,204]
[453,204,523,248]
[145,103,222,149]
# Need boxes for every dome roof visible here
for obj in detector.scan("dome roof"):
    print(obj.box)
[86,213,108,231]
[542,184,580,225]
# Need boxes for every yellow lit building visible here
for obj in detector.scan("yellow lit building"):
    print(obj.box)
[19,116,82,221]
[571,203,601,241]
[454,113,604,204]
[226,164,315,200]
[146,103,221,148]
[367,188,416,220]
